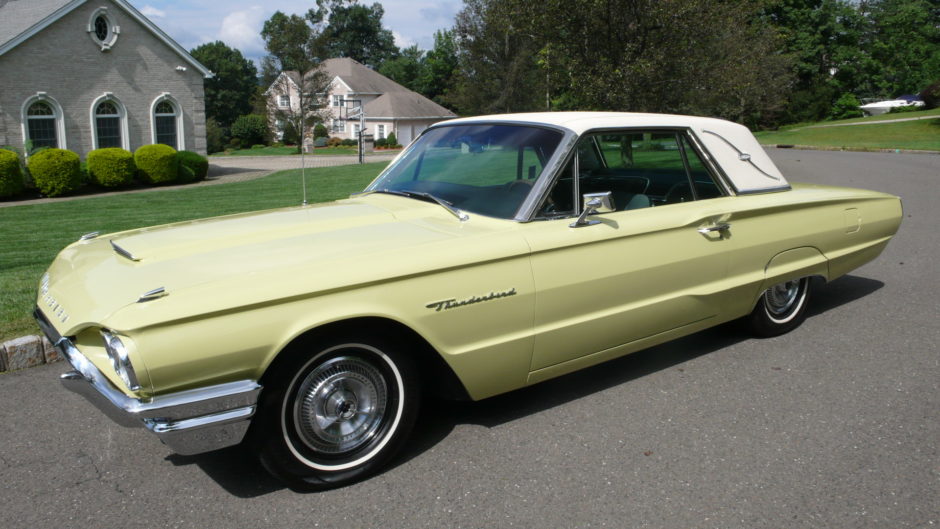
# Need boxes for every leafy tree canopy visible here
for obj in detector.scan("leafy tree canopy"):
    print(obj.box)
[190,41,258,128]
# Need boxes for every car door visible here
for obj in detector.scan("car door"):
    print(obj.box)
[524,130,734,372]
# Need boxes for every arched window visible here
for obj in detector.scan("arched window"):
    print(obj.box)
[24,99,63,149]
[94,100,123,148]
[153,99,179,148]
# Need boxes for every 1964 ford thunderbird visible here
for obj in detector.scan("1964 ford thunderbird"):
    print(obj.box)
[35,112,902,489]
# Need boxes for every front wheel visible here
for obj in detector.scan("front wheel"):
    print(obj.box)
[747,277,811,337]
[251,337,420,490]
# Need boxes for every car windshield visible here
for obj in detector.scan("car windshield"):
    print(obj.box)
[367,124,565,219]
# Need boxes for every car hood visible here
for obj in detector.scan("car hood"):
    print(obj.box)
[41,194,523,334]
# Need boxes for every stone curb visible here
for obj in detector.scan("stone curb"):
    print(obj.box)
[1,335,62,373]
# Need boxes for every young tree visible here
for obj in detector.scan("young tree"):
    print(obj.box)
[190,41,258,129]
[261,11,332,157]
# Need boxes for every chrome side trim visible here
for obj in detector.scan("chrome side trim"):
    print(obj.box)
[80,231,100,241]
[110,240,140,261]
[137,287,168,303]
[35,307,262,454]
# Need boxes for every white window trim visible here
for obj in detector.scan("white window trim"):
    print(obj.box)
[331,119,346,133]
[87,7,120,51]
[20,92,66,151]
[377,124,386,139]
[277,95,290,108]
[150,93,185,150]
[89,93,129,150]
[332,94,343,107]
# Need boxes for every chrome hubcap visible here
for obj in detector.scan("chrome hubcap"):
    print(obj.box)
[765,279,801,315]
[293,356,387,454]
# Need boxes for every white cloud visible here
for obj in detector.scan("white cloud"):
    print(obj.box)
[218,7,267,57]
[139,5,166,18]
[392,31,414,50]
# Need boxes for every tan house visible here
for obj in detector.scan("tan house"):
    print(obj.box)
[269,57,456,146]
[0,0,211,157]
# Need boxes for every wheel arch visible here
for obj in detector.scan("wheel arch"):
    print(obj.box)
[751,246,829,310]
[260,316,471,401]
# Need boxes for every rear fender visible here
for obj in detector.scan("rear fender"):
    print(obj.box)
[755,246,829,304]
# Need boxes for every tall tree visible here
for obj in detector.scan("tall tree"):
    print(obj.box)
[420,30,459,105]
[190,41,258,128]
[378,45,425,91]
[450,0,545,115]
[863,0,940,98]
[311,0,399,68]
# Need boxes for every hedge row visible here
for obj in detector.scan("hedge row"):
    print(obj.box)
[0,146,209,199]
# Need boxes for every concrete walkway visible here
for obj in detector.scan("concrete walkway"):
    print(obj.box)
[0,153,398,208]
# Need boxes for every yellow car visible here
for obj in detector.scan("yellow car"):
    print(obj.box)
[35,112,902,490]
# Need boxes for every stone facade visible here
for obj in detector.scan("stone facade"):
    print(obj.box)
[0,0,208,158]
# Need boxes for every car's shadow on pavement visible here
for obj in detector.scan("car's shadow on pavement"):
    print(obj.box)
[169,274,882,497]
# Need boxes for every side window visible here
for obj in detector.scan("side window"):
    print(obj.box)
[536,130,723,219]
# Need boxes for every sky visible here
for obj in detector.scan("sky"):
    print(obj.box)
[126,0,463,62]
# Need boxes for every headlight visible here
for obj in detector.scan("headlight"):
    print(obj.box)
[101,330,141,391]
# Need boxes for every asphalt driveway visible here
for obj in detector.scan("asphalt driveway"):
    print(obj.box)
[0,149,936,528]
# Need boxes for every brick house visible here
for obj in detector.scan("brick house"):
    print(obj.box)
[268,57,456,147]
[0,0,212,158]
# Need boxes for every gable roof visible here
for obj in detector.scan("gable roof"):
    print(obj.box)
[0,0,213,77]
[320,57,409,95]
[364,92,455,119]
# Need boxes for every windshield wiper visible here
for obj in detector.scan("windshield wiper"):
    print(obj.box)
[361,189,469,221]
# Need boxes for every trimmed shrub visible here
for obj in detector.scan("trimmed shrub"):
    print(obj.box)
[327,136,343,147]
[230,114,268,147]
[87,147,135,188]
[135,144,179,184]
[0,148,25,198]
[830,93,863,120]
[386,131,399,148]
[28,148,82,197]
[313,123,328,138]
[177,150,209,182]
[206,117,227,154]
[341,138,357,147]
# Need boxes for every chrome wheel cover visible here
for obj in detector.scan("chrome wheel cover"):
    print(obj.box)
[764,279,801,316]
[293,356,388,455]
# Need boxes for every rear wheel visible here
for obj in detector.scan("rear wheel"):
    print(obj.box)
[747,277,811,337]
[251,337,419,490]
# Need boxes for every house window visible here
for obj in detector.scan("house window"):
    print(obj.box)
[331,119,345,133]
[88,8,119,50]
[377,124,386,139]
[278,95,290,108]
[332,95,343,107]
[26,101,59,149]
[152,98,181,149]
[94,101,122,148]
[353,123,361,138]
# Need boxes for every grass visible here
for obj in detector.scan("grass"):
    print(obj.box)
[755,113,940,151]
[0,162,388,343]
[211,146,402,157]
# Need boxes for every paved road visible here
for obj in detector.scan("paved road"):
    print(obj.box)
[1,150,936,528]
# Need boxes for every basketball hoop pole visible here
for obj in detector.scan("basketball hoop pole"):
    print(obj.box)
[342,98,365,164]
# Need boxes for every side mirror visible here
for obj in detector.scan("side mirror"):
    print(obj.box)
[570,191,614,228]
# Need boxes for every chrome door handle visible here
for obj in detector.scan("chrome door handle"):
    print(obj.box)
[697,223,731,234]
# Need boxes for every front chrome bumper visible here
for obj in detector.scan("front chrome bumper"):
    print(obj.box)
[35,308,262,455]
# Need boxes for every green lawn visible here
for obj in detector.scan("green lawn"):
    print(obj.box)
[0,162,388,343]
[211,146,403,156]
[755,109,940,151]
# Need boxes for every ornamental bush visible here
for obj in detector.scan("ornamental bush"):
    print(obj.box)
[313,123,328,138]
[177,150,209,182]
[0,148,24,198]
[230,114,268,147]
[87,148,135,188]
[135,144,179,184]
[327,136,343,147]
[28,148,82,197]
[386,131,399,148]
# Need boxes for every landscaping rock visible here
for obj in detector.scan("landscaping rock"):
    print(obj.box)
[42,336,62,364]
[2,335,46,371]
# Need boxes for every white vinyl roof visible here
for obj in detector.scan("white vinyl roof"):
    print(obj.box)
[435,112,789,193]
